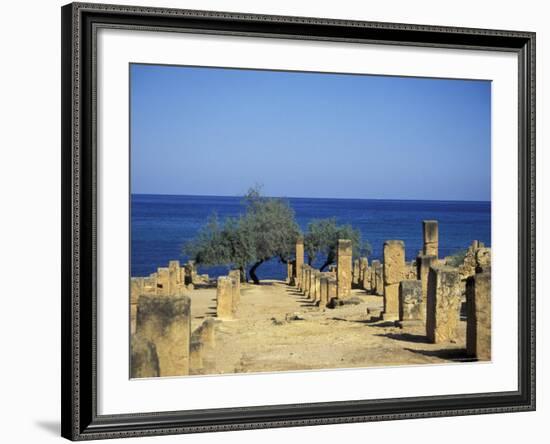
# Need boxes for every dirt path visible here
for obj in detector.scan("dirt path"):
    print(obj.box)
[188,280,469,376]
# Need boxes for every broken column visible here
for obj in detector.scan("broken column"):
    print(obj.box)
[309,269,318,300]
[328,276,338,301]
[371,260,382,295]
[426,266,462,343]
[466,271,491,360]
[296,237,304,287]
[337,239,352,298]
[135,294,191,377]
[399,280,423,324]
[382,240,405,321]
[168,260,181,295]
[422,220,439,258]
[314,270,322,302]
[216,276,233,320]
[416,254,437,323]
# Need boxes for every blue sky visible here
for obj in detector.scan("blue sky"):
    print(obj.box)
[130,64,491,201]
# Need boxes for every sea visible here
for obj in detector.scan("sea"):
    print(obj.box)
[131,194,491,280]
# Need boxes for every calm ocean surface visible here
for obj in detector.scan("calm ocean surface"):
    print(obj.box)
[131,194,491,279]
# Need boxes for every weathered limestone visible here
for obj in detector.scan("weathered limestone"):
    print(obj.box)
[136,294,191,377]
[426,266,462,344]
[422,220,439,258]
[371,260,383,295]
[156,267,170,296]
[184,260,197,285]
[399,280,423,323]
[228,269,241,308]
[216,276,234,320]
[314,270,322,302]
[359,258,369,291]
[337,239,352,298]
[197,318,216,347]
[168,260,181,295]
[466,271,492,360]
[130,334,160,378]
[475,248,491,273]
[416,254,437,322]
[296,237,304,287]
[352,259,360,285]
[319,274,329,307]
[189,341,203,370]
[383,240,405,320]
[328,277,338,300]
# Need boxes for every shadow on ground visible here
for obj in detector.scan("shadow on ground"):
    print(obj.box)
[404,347,475,362]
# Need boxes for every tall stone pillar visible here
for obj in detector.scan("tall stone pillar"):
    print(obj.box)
[168,260,181,295]
[309,269,317,300]
[352,259,360,285]
[296,237,304,287]
[370,260,381,295]
[359,258,369,290]
[228,269,241,309]
[466,271,491,360]
[216,276,233,320]
[426,266,462,343]
[136,294,191,377]
[319,274,329,307]
[382,240,405,321]
[422,220,439,258]
[314,270,322,302]
[337,239,352,298]
[416,254,437,323]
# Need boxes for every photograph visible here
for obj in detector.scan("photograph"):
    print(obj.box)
[129,63,492,378]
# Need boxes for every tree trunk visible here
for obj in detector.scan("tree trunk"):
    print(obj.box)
[239,266,246,283]
[319,253,335,272]
[249,259,264,285]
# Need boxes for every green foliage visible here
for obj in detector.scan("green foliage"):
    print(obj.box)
[304,218,371,270]
[184,186,300,281]
[446,248,468,267]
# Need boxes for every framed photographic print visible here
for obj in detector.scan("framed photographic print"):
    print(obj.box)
[61,2,536,440]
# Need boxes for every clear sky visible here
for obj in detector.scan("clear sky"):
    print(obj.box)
[130,64,491,201]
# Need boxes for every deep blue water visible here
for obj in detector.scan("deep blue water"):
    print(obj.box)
[131,194,491,279]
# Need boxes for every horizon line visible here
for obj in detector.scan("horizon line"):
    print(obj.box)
[131,192,491,204]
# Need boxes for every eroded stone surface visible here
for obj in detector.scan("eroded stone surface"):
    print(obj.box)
[399,279,423,322]
[337,239,353,298]
[466,271,491,360]
[216,277,234,320]
[130,334,160,378]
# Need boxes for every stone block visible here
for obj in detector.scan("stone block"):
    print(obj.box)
[426,266,462,343]
[416,254,437,312]
[352,259,360,285]
[383,240,405,285]
[136,294,191,377]
[475,248,491,273]
[319,275,329,308]
[382,283,400,320]
[399,279,423,322]
[130,334,159,378]
[156,267,170,296]
[337,239,352,298]
[466,271,491,360]
[190,340,203,371]
[216,276,233,320]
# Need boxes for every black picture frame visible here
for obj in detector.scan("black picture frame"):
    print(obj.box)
[61,2,536,440]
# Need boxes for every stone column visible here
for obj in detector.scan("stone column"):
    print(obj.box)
[370,260,381,295]
[359,258,369,291]
[309,270,317,301]
[337,239,352,298]
[130,334,160,378]
[296,237,304,287]
[382,240,405,320]
[136,294,191,377]
[426,266,462,343]
[422,220,439,258]
[352,259,360,285]
[216,276,233,320]
[319,274,329,308]
[315,270,322,302]
[303,265,310,296]
[328,277,338,301]
[228,269,241,307]
[168,260,181,295]
[416,254,437,323]
[399,280,423,324]
[466,271,491,360]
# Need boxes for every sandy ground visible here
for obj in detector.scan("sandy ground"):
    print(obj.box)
[188,280,471,376]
